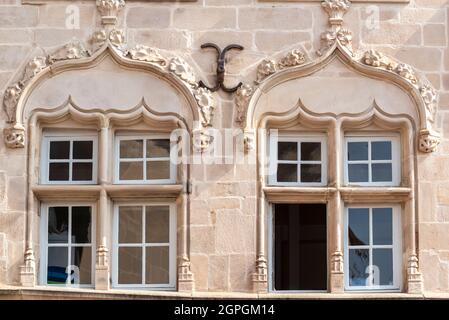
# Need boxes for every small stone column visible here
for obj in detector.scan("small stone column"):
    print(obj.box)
[95,126,110,290]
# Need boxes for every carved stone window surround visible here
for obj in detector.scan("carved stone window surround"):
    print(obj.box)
[20,98,195,290]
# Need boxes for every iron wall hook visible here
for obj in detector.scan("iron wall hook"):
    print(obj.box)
[198,43,244,93]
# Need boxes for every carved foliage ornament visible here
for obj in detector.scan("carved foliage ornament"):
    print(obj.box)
[126,44,166,67]
[256,49,307,83]
[96,0,125,25]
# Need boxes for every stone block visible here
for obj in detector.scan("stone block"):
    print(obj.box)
[239,7,312,31]
[126,7,170,28]
[190,254,208,291]
[423,24,447,46]
[0,6,38,28]
[173,8,236,30]
[208,255,229,291]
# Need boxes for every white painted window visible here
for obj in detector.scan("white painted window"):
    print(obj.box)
[40,204,95,287]
[268,131,327,186]
[344,205,402,291]
[112,203,176,289]
[114,134,176,184]
[41,133,98,184]
[344,136,400,186]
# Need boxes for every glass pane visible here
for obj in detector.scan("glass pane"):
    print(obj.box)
[348,208,369,246]
[372,163,392,182]
[71,206,91,244]
[277,142,297,161]
[146,206,170,243]
[120,140,143,158]
[73,141,93,159]
[146,246,170,284]
[119,161,143,180]
[349,249,369,287]
[48,207,69,243]
[373,249,393,286]
[146,161,170,180]
[119,206,142,244]
[118,247,142,284]
[49,163,69,181]
[49,141,70,159]
[277,164,297,182]
[373,208,393,245]
[72,163,93,181]
[147,139,170,158]
[348,142,368,161]
[372,141,392,160]
[348,164,369,183]
[301,142,321,161]
[300,164,321,183]
[71,247,92,285]
[47,247,68,284]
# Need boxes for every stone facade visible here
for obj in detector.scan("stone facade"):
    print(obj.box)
[0,0,448,298]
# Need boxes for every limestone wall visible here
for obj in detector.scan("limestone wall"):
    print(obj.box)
[0,0,448,294]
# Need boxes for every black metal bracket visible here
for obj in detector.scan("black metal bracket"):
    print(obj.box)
[198,43,244,93]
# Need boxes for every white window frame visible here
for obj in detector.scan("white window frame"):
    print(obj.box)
[114,133,177,185]
[112,202,177,290]
[39,203,96,288]
[268,131,327,187]
[344,204,402,292]
[267,204,328,293]
[41,133,98,185]
[344,135,400,187]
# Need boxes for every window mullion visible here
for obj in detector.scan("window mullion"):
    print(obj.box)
[142,205,146,285]
[369,208,373,287]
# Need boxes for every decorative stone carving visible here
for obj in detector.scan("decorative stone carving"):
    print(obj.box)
[321,0,351,26]
[244,131,255,152]
[318,29,353,56]
[407,254,423,293]
[362,49,394,70]
[193,129,214,152]
[48,40,90,64]
[278,49,306,69]
[23,56,48,83]
[169,57,197,86]
[3,83,24,123]
[419,130,440,153]
[256,59,276,83]
[96,0,125,25]
[395,63,418,85]
[420,84,438,122]
[252,255,268,292]
[3,124,25,148]
[126,45,166,67]
[109,29,125,47]
[331,251,344,273]
[194,87,215,127]
[235,84,254,125]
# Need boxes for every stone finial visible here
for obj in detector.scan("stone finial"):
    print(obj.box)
[96,0,125,26]
[322,0,351,27]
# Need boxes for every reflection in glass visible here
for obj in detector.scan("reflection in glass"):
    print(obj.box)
[119,206,142,244]
[71,207,91,244]
[301,142,321,161]
[277,142,297,161]
[373,208,393,245]
[118,247,142,284]
[349,249,369,287]
[49,163,70,181]
[72,162,93,181]
[146,206,170,243]
[47,247,68,284]
[372,163,392,182]
[120,140,143,158]
[71,247,92,285]
[146,161,170,180]
[348,164,369,182]
[348,142,368,161]
[348,208,369,245]
[371,141,392,160]
[73,141,93,159]
[300,164,321,182]
[119,161,143,180]
[277,164,297,182]
[50,141,70,159]
[146,246,169,284]
[373,249,393,286]
[147,139,170,158]
[48,207,69,243]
